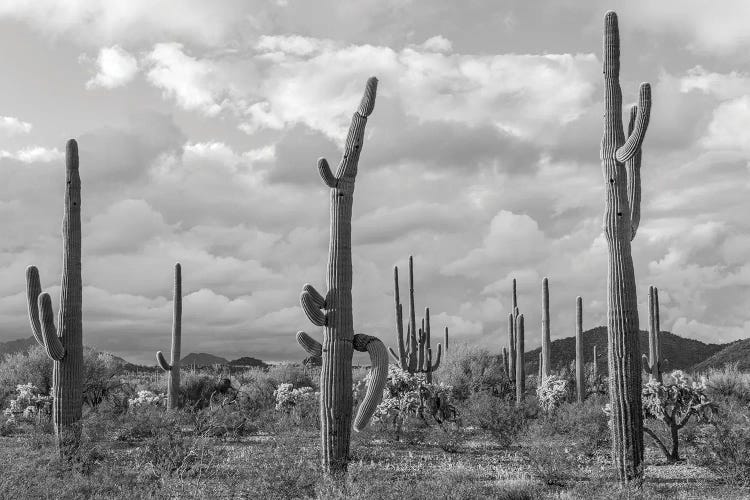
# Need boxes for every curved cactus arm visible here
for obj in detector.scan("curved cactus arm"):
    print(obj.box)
[302,283,326,309]
[317,158,337,188]
[156,351,172,371]
[38,293,65,361]
[615,83,651,163]
[352,333,388,432]
[388,347,401,363]
[625,105,643,240]
[301,289,327,326]
[296,331,323,357]
[429,343,442,372]
[25,265,45,347]
[641,353,652,373]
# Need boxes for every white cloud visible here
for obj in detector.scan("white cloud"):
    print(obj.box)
[0,146,63,163]
[701,96,750,152]
[86,45,138,89]
[0,116,32,135]
[416,36,453,53]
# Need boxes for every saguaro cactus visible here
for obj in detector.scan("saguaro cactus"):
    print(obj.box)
[600,11,652,483]
[25,139,83,454]
[390,256,445,382]
[541,277,551,379]
[515,314,525,404]
[295,78,388,475]
[575,296,583,403]
[642,285,662,382]
[156,263,183,409]
[507,278,519,383]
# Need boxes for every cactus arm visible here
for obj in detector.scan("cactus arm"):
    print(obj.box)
[388,347,401,363]
[615,83,651,163]
[335,77,377,179]
[25,266,45,347]
[393,267,407,370]
[156,351,172,371]
[352,333,388,432]
[625,105,642,240]
[444,327,449,354]
[318,158,337,188]
[303,283,326,309]
[429,343,442,371]
[641,353,651,373]
[407,256,418,371]
[296,331,323,357]
[38,293,65,361]
[301,288,327,326]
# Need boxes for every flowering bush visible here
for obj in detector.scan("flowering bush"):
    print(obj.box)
[642,370,715,462]
[273,383,317,412]
[128,390,166,408]
[371,365,456,439]
[537,375,568,412]
[2,383,52,424]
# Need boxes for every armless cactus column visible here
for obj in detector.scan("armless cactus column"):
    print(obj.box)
[515,314,525,405]
[295,78,388,475]
[575,296,584,403]
[541,277,551,379]
[642,286,662,382]
[156,263,182,409]
[600,11,652,483]
[25,140,83,455]
[508,278,518,383]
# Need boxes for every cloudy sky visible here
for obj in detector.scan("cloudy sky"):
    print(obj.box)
[0,1,748,364]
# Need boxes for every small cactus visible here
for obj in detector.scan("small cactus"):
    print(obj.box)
[642,285,662,382]
[389,256,445,382]
[25,140,83,455]
[156,263,183,409]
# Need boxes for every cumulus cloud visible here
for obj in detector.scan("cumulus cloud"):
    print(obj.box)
[0,116,32,135]
[0,146,63,162]
[85,45,138,89]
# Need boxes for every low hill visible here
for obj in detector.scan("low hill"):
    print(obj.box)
[523,326,726,376]
[691,338,750,372]
[228,356,268,369]
[180,353,229,366]
[0,337,37,358]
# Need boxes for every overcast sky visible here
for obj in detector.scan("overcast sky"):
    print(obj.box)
[0,1,748,365]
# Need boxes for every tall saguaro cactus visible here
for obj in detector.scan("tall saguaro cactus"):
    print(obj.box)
[507,278,519,382]
[515,314,525,404]
[25,139,83,454]
[575,296,584,403]
[600,11,652,483]
[156,263,183,409]
[541,277,551,379]
[642,286,662,382]
[295,78,388,475]
[390,256,445,382]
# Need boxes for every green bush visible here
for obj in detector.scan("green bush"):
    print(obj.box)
[695,398,750,487]
[438,344,511,401]
[0,345,52,406]
[459,392,526,447]
[704,363,750,404]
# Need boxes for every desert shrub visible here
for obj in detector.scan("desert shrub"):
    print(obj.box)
[536,374,568,412]
[695,398,750,487]
[438,344,511,401]
[460,392,526,447]
[523,440,582,487]
[2,383,53,426]
[642,370,715,462]
[81,348,126,408]
[267,363,317,389]
[179,372,238,409]
[188,400,258,439]
[0,345,52,406]
[704,363,750,404]
[529,395,610,457]
[137,428,223,480]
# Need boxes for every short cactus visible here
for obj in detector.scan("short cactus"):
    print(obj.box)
[25,140,83,455]
[389,256,445,382]
[642,285,662,382]
[295,78,388,475]
[156,263,183,409]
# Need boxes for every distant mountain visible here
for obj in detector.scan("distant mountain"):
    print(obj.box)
[228,356,268,369]
[692,338,750,372]
[0,337,38,358]
[180,353,229,366]
[523,326,727,376]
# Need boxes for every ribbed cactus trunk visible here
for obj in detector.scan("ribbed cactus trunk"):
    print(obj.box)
[575,296,584,403]
[156,263,182,409]
[601,11,652,484]
[593,344,599,382]
[541,277,551,379]
[25,140,83,455]
[502,347,509,379]
[643,285,662,382]
[515,314,525,405]
[508,278,518,383]
[296,78,388,475]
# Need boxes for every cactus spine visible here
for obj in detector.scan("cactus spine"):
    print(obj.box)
[575,296,583,403]
[295,78,388,475]
[515,314,525,404]
[25,140,83,454]
[601,11,652,483]
[642,286,662,382]
[390,256,445,381]
[541,277,551,379]
[156,263,183,409]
